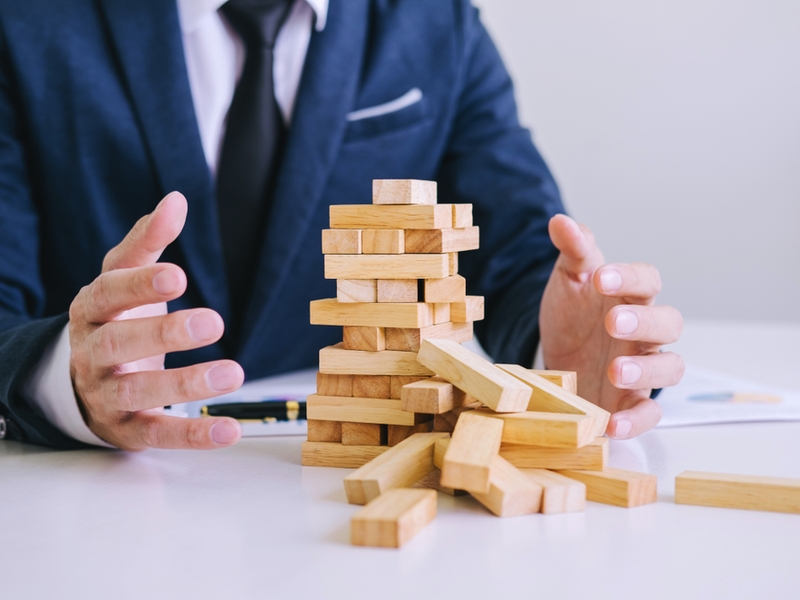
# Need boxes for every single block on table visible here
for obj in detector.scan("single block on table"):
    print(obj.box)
[322,229,361,254]
[423,275,466,303]
[306,419,342,443]
[301,441,387,468]
[343,326,386,352]
[385,322,473,352]
[342,422,385,446]
[351,488,437,548]
[405,227,479,254]
[500,437,608,471]
[401,376,467,414]
[306,394,428,426]
[416,339,531,413]
[471,408,595,448]
[319,344,433,376]
[372,179,437,206]
[521,469,587,514]
[675,471,800,514]
[530,370,578,395]
[440,412,503,493]
[310,298,434,328]
[344,432,449,505]
[325,254,449,280]
[337,279,377,303]
[362,229,405,254]
[330,204,453,230]
[352,375,392,399]
[558,467,657,508]
[377,279,418,303]
[316,372,353,397]
[387,420,433,447]
[471,455,543,517]
[450,295,484,323]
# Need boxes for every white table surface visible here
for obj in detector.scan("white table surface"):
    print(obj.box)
[2,319,800,600]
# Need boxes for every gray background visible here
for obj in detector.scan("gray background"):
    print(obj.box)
[474,0,800,322]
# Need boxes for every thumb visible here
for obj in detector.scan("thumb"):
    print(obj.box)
[102,192,188,273]
[548,214,604,279]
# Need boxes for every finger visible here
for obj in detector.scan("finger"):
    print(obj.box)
[102,192,188,273]
[81,263,186,323]
[608,351,686,390]
[605,305,683,345]
[594,262,662,302]
[548,214,605,279]
[107,360,244,413]
[124,413,242,451]
[91,309,224,367]
[606,396,663,440]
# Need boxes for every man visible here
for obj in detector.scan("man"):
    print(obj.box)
[0,0,683,450]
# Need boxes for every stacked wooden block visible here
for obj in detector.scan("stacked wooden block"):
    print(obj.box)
[303,179,483,468]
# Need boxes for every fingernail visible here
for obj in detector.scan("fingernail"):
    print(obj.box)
[599,268,622,293]
[205,363,240,391]
[615,309,638,335]
[614,418,632,438]
[620,361,642,385]
[153,269,180,295]
[187,312,219,342]
[211,421,241,445]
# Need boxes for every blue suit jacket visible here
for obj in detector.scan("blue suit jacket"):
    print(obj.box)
[0,0,564,448]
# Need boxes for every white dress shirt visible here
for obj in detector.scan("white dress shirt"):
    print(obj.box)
[22,0,329,447]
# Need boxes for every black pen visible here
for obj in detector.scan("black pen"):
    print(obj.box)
[200,399,307,423]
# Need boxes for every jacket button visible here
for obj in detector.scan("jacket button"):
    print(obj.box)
[0,415,6,440]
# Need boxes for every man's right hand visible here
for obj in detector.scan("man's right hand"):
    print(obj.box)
[68,192,244,451]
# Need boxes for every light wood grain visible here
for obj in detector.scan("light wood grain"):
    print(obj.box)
[414,467,467,496]
[372,179,437,205]
[432,302,451,324]
[310,299,434,328]
[530,370,578,395]
[675,471,800,514]
[342,326,386,352]
[432,401,482,433]
[448,253,458,276]
[351,488,437,548]
[558,467,657,508]
[377,279,418,303]
[440,412,503,493]
[471,408,595,448]
[450,296,484,323]
[330,204,452,229]
[337,279,377,303]
[385,322,473,352]
[342,422,384,446]
[322,229,361,254]
[500,437,608,471]
[301,441,387,468]
[352,375,392,398]
[470,455,543,517]
[307,395,428,426]
[452,204,473,228]
[521,469,586,514]
[316,372,353,397]
[387,420,433,447]
[319,344,433,376]
[362,229,405,254]
[306,419,342,443]
[405,227,479,253]
[389,375,428,399]
[325,254,449,280]
[424,275,466,303]
[401,376,467,414]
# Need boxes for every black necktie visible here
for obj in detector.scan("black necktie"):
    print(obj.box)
[217,0,293,327]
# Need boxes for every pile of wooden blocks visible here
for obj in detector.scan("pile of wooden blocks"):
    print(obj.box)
[304,180,658,549]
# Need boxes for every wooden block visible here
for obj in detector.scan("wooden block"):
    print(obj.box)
[414,467,467,496]
[307,419,342,443]
[307,394,428,426]
[316,372,353,397]
[390,375,427,399]
[326,254,449,280]
[319,344,433,376]
[310,298,434,328]
[500,437,608,471]
[448,253,458,276]
[451,295,484,323]
[496,364,610,437]
[352,375,391,399]
[432,302,451,324]
[405,227,480,254]
[471,408,595,448]
[416,339,531,413]
[470,455,543,517]
[424,275,466,303]
[330,204,453,230]
[452,204,473,228]
[675,471,800,514]
[337,279,376,303]
[440,412,503,493]
[433,401,482,432]
[362,229,405,254]
[342,422,384,446]
[401,376,467,414]
[351,488,437,548]
[377,279,418,303]
[558,467,657,508]
[372,179,437,205]
[387,420,433,446]
[301,441,387,468]
[344,432,449,505]
[521,469,586,514]
[385,322,473,352]
[342,326,386,352]
[530,370,578,395]
[322,229,361,254]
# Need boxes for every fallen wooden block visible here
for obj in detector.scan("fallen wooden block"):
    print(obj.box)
[316,372,353,397]
[450,296,484,323]
[500,437,608,471]
[401,376,467,414]
[558,467,657,507]
[497,364,609,437]
[432,401,482,433]
[325,254,449,280]
[521,469,586,514]
[416,339,531,413]
[530,370,578,395]
[387,420,433,447]
[405,227,480,254]
[362,229,405,254]
[470,456,543,517]
[330,204,453,230]
[322,229,361,254]
[307,394,429,426]
[344,432,449,505]
[389,375,428,399]
[372,179,437,206]
[414,467,467,496]
[343,326,386,352]
[306,419,342,443]
[351,488,437,548]
[675,471,800,514]
[310,299,434,328]
[319,344,433,377]
[423,275,466,303]
[452,204,473,228]
[337,279,377,303]
[377,279,418,303]
[385,322,473,352]
[352,375,392,399]
[471,408,595,448]
[301,441,387,468]
[440,412,504,493]
[342,422,384,446]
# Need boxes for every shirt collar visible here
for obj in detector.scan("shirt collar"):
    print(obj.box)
[176,0,328,34]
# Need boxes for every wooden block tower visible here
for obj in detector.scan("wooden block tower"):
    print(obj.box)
[302,179,483,468]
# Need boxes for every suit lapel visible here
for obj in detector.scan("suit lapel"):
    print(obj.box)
[238,0,370,358]
[98,0,230,323]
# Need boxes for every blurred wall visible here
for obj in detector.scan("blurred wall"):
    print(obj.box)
[473,0,800,322]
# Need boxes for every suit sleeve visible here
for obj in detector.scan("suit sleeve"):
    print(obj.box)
[0,24,92,449]
[437,4,565,366]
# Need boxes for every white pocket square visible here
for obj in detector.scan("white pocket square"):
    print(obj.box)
[346,88,423,122]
